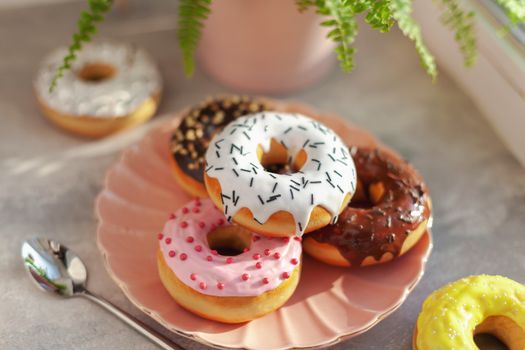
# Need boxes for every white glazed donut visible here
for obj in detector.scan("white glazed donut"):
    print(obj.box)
[157,198,302,323]
[204,112,357,237]
[34,42,162,138]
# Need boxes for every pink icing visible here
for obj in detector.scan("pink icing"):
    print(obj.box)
[159,198,303,297]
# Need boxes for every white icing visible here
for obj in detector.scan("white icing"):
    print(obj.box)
[34,42,162,118]
[205,112,357,235]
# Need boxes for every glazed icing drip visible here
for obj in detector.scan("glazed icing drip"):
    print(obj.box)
[34,42,161,118]
[171,96,272,183]
[205,113,357,236]
[311,147,431,266]
[416,275,525,349]
[158,198,302,297]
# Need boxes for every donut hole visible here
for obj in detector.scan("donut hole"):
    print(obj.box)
[207,225,252,256]
[257,139,307,174]
[77,62,116,82]
[474,316,525,350]
[350,179,386,209]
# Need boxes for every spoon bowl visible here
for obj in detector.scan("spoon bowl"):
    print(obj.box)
[21,237,179,349]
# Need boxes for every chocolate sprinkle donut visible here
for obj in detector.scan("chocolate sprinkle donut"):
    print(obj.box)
[171,96,273,183]
[310,146,431,266]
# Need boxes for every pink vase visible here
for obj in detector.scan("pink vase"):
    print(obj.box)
[197,0,336,94]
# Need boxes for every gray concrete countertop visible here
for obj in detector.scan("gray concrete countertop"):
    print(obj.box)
[1,1,524,349]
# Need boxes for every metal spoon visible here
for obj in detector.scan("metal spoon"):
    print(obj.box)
[21,238,181,350]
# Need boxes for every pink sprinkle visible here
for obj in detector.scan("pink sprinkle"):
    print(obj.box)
[192,207,200,213]
[198,221,206,229]
[226,257,234,264]
[252,253,261,260]
[180,253,188,261]
[211,250,218,256]
[190,273,197,280]
[282,272,290,279]
[283,237,290,243]
[180,221,188,228]
[217,282,224,290]
[157,233,163,240]
[168,250,176,258]
[273,252,281,260]
[210,224,217,230]
[255,262,262,269]
[206,255,213,261]
[262,277,270,285]
[242,273,250,281]
[186,236,194,243]
[165,237,172,245]
[194,198,201,206]
[291,258,299,265]
[199,282,207,290]
[253,236,260,242]
[182,207,189,214]
[195,245,202,252]
[263,249,270,256]
[217,219,224,225]
[294,237,302,242]
[243,247,250,253]
[169,213,176,219]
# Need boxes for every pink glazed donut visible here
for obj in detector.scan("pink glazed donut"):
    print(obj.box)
[157,198,302,323]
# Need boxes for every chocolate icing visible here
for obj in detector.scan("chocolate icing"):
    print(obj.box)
[171,96,272,183]
[310,147,431,266]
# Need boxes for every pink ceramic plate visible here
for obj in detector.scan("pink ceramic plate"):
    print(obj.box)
[96,102,433,349]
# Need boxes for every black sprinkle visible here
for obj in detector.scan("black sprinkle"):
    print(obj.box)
[302,139,310,148]
[334,170,342,177]
[274,114,283,120]
[325,171,332,181]
[232,157,238,165]
[214,167,224,171]
[272,182,278,193]
[205,165,213,172]
[290,189,294,200]
[328,154,336,162]
[252,167,258,174]
[291,179,300,186]
[314,142,325,145]
[284,127,292,134]
[298,125,307,131]
[266,194,281,203]
[254,217,264,225]
[326,179,335,188]
[230,128,237,135]
[311,159,321,171]
[241,168,251,173]
[310,193,314,205]
[227,216,232,222]
[290,185,300,192]
[216,150,220,158]
[258,195,265,205]
[249,177,254,187]
[336,184,344,194]
[280,140,288,149]
[232,169,239,177]
[336,159,348,166]
[214,139,224,149]
[310,180,322,184]
[332,215,338,224]
[308,144,318,149]
[225,205,228,215]
[298,222,303,232]
[242,131,251,140]
[333,147,336,153]
[249,162,259,169]
[269,173,276,179]
[303,180,309,189]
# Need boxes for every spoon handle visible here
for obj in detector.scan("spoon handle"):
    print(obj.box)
[81,290,182,350]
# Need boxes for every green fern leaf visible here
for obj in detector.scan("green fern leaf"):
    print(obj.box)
[390,0,437,80]
[177,0,212,77]
[495,0,525,24]
[365,0,394,32]
[436,0,476,67]
[49,0,113,92]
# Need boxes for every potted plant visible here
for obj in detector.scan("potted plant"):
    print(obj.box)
[51,0,524,93]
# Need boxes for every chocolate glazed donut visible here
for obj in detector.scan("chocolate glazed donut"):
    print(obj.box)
[170,96,273,197]
[304,146,432,267]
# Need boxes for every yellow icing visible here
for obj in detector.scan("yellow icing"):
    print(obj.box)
[416,275,525,349]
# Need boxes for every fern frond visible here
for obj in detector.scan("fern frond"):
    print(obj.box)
[296,0,317,12]
[495,0,525,24]
[316,0,358,73]
[365,0,394,32]
[390,0,437,80]
[436,0,476,67]
[49,0,113,92]
[177,0,212,77]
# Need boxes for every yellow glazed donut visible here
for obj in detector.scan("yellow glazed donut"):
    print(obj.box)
[414,275,525,350]
[204,112,356,237]
[34,42,162,138]
[157,198,302,323]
